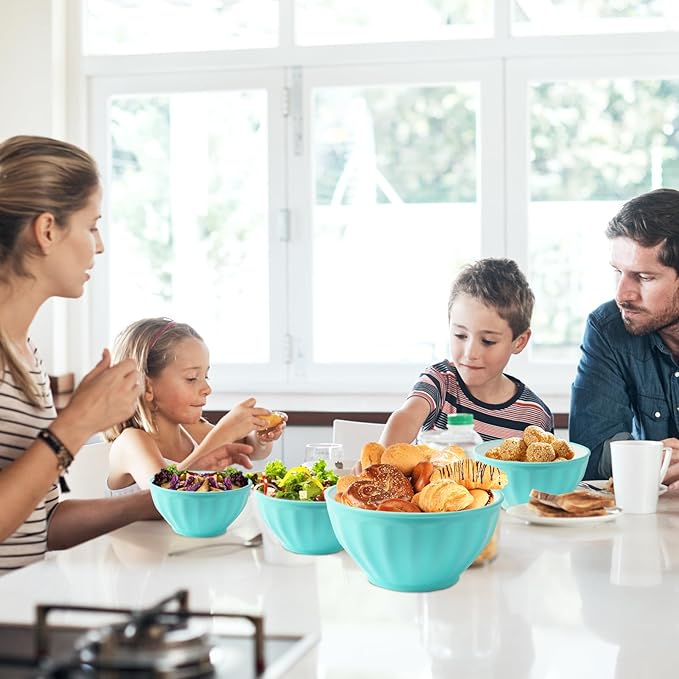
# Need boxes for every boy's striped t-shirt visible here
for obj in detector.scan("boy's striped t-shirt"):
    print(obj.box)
[409,360,554,440]
[0,343,59,575]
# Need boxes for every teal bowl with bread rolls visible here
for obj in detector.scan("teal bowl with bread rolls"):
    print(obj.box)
[474,436,590,508]
[325,484,503,592]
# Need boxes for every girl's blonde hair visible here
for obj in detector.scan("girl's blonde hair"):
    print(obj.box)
[0,135,100,403]
[104,318,203,441]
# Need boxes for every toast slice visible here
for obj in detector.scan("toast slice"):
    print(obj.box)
[529,488,615,513]
[528,497,608,518]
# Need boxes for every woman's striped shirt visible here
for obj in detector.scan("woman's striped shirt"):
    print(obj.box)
[0,343,59,575]
[409,360,554,440]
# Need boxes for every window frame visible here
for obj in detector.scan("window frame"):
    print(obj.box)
[88,68,290,389]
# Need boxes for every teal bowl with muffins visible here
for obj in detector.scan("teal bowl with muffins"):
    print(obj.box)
[474,439,590,508]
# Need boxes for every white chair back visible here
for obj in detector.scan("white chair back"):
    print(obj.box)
[332,419,385,464]
[65,440,112,499]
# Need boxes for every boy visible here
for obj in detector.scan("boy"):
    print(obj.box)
[380,258,553,446]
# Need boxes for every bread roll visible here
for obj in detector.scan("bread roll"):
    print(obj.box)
[361,464,414,500]
[466,488,493,509]
[336,474,359,495]
[376,498,422,512]
[343,480,392,509]
[411,460,434,492]
[381,443,428,476]
[360,442,384,470]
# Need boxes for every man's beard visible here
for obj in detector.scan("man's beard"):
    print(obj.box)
[619,293,679,336]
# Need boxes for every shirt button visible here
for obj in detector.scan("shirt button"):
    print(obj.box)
[655,411,661,418]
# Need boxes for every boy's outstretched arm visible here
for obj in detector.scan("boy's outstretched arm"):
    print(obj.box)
[379,397,431,447]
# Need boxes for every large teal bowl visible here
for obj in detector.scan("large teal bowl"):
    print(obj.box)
[325,485,502,592]
[149,479,250,538]
[253,490,343,555]
[474,440,590,508]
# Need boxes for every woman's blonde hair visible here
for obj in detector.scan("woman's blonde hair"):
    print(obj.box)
[104,318,203,441]
[0,135,100,403]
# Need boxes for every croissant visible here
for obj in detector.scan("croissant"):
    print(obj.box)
[417,479,473,512]
[430,459,507,490]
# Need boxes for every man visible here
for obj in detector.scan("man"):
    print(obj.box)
[570,188,679,485]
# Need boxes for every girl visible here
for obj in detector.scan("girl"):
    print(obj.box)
[105,317,286,493]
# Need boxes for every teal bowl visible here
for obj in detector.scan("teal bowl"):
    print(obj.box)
[325,486,502,592]
[149,479,250,538]
[253,490,343,555]
[474,440,590,508]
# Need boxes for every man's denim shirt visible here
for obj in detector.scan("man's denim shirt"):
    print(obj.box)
[570,299,679,480]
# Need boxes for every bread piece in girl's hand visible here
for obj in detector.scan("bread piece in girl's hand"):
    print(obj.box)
[257,410,286,433]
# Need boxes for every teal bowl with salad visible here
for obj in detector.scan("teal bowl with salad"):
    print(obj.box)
[150,465,251,538]
[251,460,343,555]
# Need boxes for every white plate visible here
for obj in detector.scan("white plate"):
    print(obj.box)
[506,503,621,526]
[582,479,668,496]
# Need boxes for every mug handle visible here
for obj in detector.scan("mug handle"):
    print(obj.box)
[659,446,673,485]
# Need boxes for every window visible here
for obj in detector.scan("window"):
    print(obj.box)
[512,0,679,35]
[84,0,278,54]
[79,0,679,400]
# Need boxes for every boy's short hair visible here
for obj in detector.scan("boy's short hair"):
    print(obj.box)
[448,258,534,338]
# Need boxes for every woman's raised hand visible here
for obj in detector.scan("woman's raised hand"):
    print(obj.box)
[57,349,142,445]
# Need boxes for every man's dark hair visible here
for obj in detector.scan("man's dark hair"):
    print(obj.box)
[606,188,679,274]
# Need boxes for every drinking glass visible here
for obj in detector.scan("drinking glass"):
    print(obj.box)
[304,443,344,472]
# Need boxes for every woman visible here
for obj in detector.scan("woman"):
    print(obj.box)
[0,135,252,575]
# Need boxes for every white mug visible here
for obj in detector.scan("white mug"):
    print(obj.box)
[610,440,672,514]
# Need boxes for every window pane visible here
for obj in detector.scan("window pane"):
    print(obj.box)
[528,77,679,360]
[108,90,269,363]
[512,0,677,36]
[312,83,480,363]
[85,0,278,54]
[296,0,492,45]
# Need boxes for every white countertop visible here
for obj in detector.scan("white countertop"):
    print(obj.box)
[1,492,678,678]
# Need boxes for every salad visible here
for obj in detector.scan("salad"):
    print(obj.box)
[251,459,338,501]
[152,464,249,492]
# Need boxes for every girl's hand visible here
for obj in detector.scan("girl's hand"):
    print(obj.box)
[187,442,254,471]
[256,412,288,442]
[214,397,272,442]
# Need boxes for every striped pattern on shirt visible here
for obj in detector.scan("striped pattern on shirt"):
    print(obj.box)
[0,343,58,575]
[409,360,554,441]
